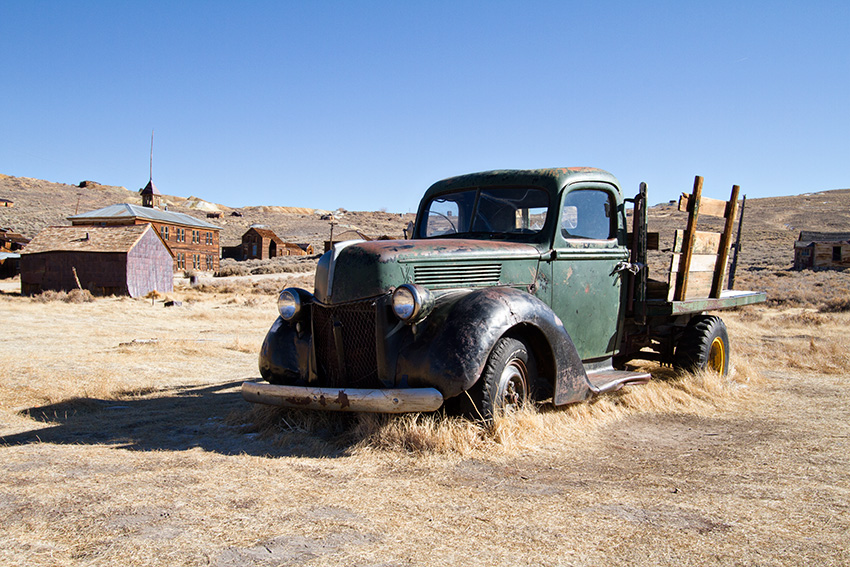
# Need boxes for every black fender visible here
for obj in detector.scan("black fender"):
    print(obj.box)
[395,286,590,403]
[258,316,311,385]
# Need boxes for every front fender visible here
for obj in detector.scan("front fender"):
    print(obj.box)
[259,316,311,385]
[395,287,590,403]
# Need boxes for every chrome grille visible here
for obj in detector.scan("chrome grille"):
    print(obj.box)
[311,299,381,388]
[413,263,501,288]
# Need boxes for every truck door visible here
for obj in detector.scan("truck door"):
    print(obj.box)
[550,185,629,362]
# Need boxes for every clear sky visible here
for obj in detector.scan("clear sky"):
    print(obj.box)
[2,1,848,213]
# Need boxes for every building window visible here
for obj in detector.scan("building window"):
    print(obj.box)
[191,230,198,243]
[161,226,169,240]
[192,254,200,269]
[833,246,842,262]
[206,232,213,245]
[177,253,185,269]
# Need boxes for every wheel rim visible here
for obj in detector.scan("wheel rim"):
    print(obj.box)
[497,359,528,411]
[708,336,726,374]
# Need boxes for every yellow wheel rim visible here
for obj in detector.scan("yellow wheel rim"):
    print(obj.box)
[708,337,726,374]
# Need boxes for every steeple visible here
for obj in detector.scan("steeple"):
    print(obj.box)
[140,130,161,208]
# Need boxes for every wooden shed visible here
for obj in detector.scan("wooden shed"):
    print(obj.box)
[242,227,284,260]
[1,228,29,252]
[20,225,174,297]
[794,231,850,270]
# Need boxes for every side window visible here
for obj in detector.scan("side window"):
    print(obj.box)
[561,189,615,240]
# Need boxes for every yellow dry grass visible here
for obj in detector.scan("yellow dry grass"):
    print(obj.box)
[0,289,848,566]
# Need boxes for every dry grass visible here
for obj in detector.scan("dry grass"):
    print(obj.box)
[1,292,849,566]
[226,363,763,461]
[725,307,850,378]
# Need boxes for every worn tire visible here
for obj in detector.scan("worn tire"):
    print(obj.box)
[467,337,537,422]
[674,315,730,375]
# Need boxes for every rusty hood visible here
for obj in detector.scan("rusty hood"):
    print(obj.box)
[313,239,543,304]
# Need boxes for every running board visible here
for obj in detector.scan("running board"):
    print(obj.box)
[586,369,651,395]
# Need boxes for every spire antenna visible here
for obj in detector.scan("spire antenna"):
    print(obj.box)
[149,129,154,182]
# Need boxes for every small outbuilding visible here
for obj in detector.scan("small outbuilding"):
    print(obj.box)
[1,228,29,252]
[794,231,850,270]
[20,225,174,297]
[242,227,284,260]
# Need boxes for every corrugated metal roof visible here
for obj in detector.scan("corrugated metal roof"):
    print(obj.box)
[68,203,220,230]
[23,225,161,254]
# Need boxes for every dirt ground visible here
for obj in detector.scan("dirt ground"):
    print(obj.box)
[0,282,848,566]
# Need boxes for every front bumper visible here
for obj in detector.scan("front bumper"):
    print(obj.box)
[241,381,445,413]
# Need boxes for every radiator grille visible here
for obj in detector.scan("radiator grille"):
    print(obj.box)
[311,299,381,388]
[413,264,501,288]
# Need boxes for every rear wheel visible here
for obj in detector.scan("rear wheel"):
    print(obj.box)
[674,315,730,375]
[468,337,537,422]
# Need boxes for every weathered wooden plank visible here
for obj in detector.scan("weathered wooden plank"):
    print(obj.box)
[627,232,659,250]
[678,193,730,218]
[711,184,740,297]
[670,253,721,273]
[667,267,714,302]
[674,176,703,301]
[673,230,720,254]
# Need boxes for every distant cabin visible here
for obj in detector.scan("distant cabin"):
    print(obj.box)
[0,228,29,278]
[240,227,311,260]
[68,203,220,272]
[242,227,284,260]
[1,228,29,252]
[0,198,13,207]
[794,231,850,270]
[20,225,173,297]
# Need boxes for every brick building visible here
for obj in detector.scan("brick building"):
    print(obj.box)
[68,203,220,271]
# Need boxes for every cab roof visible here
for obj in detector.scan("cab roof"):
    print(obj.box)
[422,168,622,202]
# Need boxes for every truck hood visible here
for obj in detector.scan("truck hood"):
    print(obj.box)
[314,239,543,304]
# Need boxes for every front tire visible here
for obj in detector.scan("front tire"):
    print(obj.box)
[469,337,537,422]
[674,315,730,375]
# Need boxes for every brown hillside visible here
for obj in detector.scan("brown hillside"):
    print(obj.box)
[3,172,849,276]
[0,174,414,252]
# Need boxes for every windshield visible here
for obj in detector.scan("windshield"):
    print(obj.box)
[420,187,549,239]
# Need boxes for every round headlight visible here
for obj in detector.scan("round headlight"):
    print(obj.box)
[392,284,432,323]
[278,289,301,321]
[392,285,417,321]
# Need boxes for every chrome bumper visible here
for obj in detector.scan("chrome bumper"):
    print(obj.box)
[241,381,444,413]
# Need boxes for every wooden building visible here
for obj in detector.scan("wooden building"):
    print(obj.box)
[1,228,29,252]
[20,225,173,297]
[239,228,313,260]
[240,227,280,259]
[68,203,220,272]
[794,231,850,270]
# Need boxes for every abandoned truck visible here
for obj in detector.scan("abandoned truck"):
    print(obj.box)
[243,168,765,419]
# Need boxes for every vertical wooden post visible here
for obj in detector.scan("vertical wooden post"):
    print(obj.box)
[711,185,740,298]
[674,176,703,301]
[727,195,746,290]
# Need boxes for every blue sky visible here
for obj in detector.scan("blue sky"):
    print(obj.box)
[1,1,848,213]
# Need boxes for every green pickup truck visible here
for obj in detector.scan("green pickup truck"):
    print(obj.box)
[243,168,765,420]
